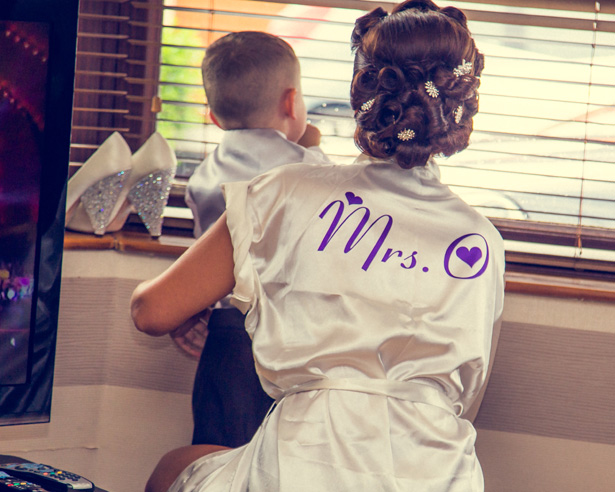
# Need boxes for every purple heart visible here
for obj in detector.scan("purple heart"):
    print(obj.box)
[456,246,482,268]
[345,191,363,206]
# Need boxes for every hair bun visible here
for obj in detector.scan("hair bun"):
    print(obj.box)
[351,0,483,169]
[440,6,469,28]
[351,7,388,51]
[392,0,439,14]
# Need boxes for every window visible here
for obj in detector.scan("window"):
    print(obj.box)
[71,0,615,275]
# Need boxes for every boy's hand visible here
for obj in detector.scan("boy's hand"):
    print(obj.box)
[169,308,212,358]
[297,123,321,148]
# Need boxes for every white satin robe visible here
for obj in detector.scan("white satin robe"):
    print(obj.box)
[170,157,505,492]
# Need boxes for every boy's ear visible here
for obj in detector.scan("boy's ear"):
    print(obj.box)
[282,88,298,120]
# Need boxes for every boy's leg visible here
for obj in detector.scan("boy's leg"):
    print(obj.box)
[191,307,274,447]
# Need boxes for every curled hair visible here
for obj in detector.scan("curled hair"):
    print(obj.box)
[351,0,484,169]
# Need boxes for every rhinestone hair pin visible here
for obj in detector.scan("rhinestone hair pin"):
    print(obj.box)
[453,59,473,77]
[454,105,463,124]
[360,98,375,112]
[425,81,439,98]
[397,128,415,141]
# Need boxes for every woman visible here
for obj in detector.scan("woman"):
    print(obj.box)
[131,1,505,490]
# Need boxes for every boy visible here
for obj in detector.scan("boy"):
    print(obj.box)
[186,31,328,237]
[178,31,328,448]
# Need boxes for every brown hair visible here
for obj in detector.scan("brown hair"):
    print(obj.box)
[351,0,484,168]
[202,31,299,129]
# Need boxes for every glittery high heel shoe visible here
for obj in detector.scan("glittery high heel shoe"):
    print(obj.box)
[126,132,177,238]
[65,132,133,235]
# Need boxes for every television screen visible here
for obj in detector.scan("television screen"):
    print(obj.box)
[0,0,78,425]
[0,20,49,386]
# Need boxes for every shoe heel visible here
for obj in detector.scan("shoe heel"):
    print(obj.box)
[128,132,177,238]
[128,169,174,238]
[80,170,131,235]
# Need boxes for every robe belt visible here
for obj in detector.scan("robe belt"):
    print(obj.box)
[277,378,461,416]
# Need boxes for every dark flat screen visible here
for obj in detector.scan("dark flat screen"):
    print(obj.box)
[0,0,78,425]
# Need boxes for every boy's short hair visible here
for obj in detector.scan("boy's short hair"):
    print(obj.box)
[202,31,299,129]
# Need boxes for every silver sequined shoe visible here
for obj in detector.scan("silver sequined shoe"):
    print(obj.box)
[65,132,133,235]
[127,132,177,238]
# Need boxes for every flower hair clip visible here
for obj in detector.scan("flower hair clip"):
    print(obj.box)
[397,128,415,141]
[453,59,473,77]
[360,98,375,112]
[425,81,439,98]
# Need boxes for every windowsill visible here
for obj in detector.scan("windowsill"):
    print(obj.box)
[64,230,194,257]
[64,230,615,303]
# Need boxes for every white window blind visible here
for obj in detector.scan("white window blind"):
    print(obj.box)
[155,1,615,267]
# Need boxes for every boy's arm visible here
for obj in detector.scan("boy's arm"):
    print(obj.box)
[169,309,211,358]
[131,214,235,336]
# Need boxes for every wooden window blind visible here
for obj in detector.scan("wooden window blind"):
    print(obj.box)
[69,0,163,171]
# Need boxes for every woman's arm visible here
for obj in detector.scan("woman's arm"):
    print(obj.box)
[131,213,235,336]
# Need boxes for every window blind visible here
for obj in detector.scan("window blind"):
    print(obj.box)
[157,0,615,264]
[69,0,163,170]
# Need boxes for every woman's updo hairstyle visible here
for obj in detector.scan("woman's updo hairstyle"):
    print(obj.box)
[351,0,484,169]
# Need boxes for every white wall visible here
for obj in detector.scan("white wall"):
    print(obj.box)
[475,293,615,491]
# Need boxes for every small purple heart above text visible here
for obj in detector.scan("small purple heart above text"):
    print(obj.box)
[345,191,363,206]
